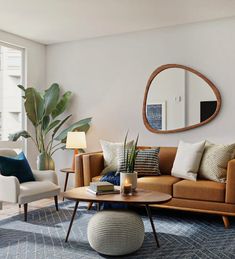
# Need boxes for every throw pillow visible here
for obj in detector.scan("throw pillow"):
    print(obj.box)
[100,140,134,175]
[171,140,206,181]
[198,142,235,183]
[118,148,161,176]
[0,152,35,183]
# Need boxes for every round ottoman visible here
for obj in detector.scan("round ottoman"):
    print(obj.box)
[87,210,145,256]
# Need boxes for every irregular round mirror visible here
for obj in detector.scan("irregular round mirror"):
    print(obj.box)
[143,64,221,133]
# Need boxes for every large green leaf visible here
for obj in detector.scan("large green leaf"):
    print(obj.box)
[55,117,92,141]
[52,91,72,119]
[44,120,61,135]
[43,83,60,116]
[17,84,26,93]
[24,88,44,126]
[8,130,31,141]
[42,115,50,131]
[52,114,72,139]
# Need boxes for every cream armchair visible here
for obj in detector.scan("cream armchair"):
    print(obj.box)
[0,149,60,221]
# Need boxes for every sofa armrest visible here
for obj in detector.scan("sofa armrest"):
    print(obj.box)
[32,170,58,185]
[83,152,104,186]
[0,175,20,203]
[226,159,235,203]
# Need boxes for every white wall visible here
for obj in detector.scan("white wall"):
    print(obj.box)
[0,30,46,167]
[46,17,235,187]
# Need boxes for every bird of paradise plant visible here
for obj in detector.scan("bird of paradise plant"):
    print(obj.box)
[9,83,92,170]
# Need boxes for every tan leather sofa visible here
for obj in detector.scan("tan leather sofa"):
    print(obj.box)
[75,147,235,228]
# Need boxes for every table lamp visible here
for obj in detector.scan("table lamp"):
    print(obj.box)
[66,131,87,170]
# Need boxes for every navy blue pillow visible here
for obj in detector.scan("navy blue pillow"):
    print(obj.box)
[0,152,35,183]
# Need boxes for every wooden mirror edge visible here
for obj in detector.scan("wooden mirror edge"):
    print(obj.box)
[142,64,222,134]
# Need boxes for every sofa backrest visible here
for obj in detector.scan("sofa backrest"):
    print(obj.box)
[159,147,177,175]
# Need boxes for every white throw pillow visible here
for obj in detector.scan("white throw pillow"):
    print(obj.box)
[171,140,206,181]
[100,139,134,175]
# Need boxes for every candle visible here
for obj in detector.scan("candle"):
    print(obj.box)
[122,179,132,195]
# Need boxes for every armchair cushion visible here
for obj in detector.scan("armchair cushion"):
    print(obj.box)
[32,170,58,185]
[0,152,35,183]
[18,181,60,204]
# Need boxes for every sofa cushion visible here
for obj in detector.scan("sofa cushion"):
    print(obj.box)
[118,148,161,176]
[173,180,225,202]
[137,175,181,195]
[171,140,206,181]
[198,142,235,183]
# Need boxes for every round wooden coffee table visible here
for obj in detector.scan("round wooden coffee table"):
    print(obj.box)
[63,187,171,247]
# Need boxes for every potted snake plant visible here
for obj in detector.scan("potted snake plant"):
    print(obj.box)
[120,133,139,190]
[9,83,92,170]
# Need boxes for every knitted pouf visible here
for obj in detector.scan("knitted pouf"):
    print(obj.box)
[87,210,145,256]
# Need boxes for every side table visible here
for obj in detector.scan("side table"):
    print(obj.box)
[60,168,75,201]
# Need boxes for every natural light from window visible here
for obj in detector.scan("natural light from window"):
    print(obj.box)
[0,44,23,140]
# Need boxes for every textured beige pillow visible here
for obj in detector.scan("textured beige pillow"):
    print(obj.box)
[198,142,235,183]
[171,140,206,181]
[100,140,134,175]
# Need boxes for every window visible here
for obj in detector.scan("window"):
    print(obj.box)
[0,44,24,140]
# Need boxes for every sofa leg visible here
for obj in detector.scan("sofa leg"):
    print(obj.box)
[222,216,230,228]
[54,196,59,211]
[24,204,28,222]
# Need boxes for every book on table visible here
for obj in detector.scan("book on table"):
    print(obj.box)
[87,187,120,195]
[89,181,114,192]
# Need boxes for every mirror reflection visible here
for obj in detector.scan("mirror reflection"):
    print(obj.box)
[146,67,219,131]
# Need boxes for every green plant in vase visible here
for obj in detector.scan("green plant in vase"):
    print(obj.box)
[9,83,92,170]
[120,132,139,191]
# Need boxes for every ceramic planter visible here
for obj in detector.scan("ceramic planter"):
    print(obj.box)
[37,152,55,170]
[120,171,138,190]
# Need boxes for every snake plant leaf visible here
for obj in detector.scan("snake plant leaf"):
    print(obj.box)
[44,120,61,135]
[42,115,50,131]
[55,117,92,142]
[17,84,26,93]
[24,88,44,126]
[43,83,60,116]
[51,91,72,119]
[8,130,31,141]
[52,114,72,139]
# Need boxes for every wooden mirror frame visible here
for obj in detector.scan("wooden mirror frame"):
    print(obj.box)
[143,64,222,134]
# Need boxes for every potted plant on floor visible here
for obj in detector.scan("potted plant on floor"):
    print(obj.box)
[120,133,139,192]
[9,83,92,170]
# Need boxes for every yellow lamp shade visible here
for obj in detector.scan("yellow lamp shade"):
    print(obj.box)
[66,132,87,149]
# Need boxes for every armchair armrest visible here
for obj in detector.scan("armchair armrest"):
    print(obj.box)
[226,159,235,203]
[32,170,58,185]
[83,152,104,186]
[0,175,20,203]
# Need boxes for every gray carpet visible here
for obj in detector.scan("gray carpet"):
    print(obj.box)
[0,201,235,259]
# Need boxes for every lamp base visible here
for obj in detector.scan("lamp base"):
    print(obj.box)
[72,149,79,171]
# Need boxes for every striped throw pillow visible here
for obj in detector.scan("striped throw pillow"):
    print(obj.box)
[118,148,161,176]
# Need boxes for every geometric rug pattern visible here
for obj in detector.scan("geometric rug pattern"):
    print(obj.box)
[0,201,235,258]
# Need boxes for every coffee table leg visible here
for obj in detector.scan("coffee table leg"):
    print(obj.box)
[65,201,79,242]
[145,204,160,248]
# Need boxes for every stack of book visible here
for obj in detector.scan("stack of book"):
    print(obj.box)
[87,181,120,195]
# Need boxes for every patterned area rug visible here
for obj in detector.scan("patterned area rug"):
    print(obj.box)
[0,201,235,259]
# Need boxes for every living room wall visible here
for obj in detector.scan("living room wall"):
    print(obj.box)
[0,30,46,167]
[46,17,235,186]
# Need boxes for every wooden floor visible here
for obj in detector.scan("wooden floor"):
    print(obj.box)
[0,197,59,221]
